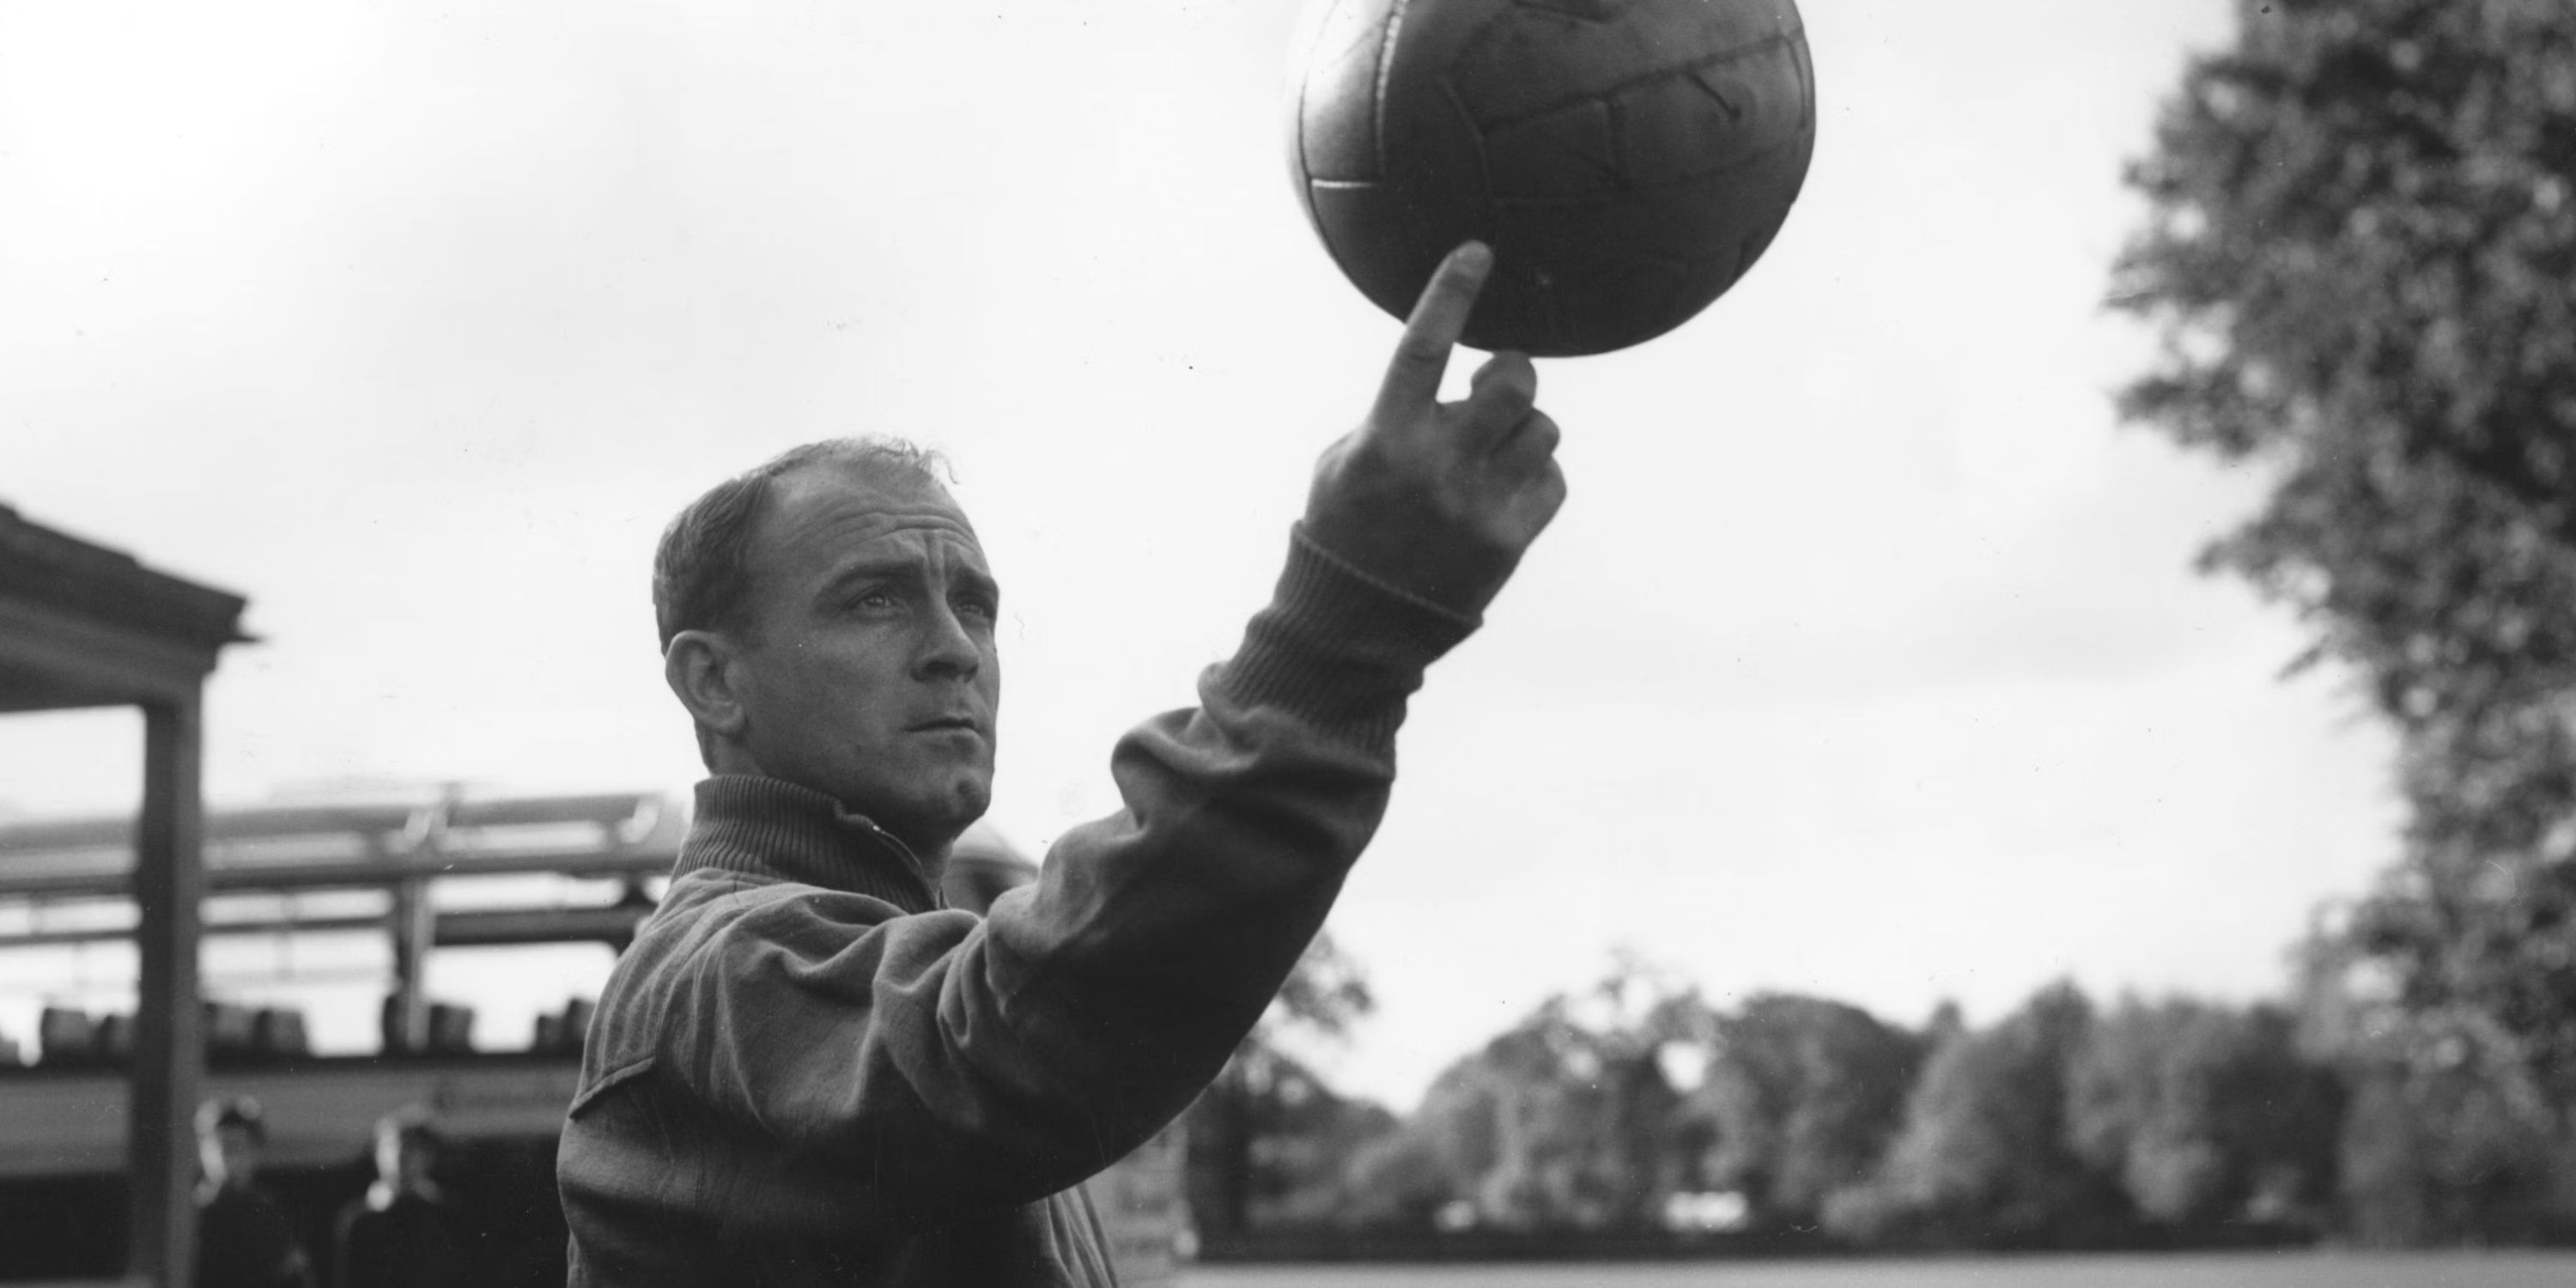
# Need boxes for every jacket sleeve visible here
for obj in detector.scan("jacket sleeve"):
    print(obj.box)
[664,524,1477,1226]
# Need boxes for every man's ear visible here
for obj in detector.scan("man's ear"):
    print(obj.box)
[665,630,749,744]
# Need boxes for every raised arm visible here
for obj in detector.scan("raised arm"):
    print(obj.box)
[572,244,1567,1248]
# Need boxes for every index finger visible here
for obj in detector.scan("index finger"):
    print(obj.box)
[1370,241,1494,425]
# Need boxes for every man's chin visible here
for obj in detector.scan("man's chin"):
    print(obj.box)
[881,775,993,853]
[942,776,994,831]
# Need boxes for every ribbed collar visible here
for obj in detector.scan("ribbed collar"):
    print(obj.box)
[675,775,941,912]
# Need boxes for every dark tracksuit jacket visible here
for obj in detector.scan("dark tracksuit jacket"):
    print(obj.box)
[558,528,1476,1285]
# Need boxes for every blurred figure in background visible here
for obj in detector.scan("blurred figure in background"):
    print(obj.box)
[333,1110,469,1288]
[195,1097,316,1288]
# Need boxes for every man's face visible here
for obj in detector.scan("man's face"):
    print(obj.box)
[201,1125,259,1189]
[724,464,1000,851]
[378,1131,435,1190]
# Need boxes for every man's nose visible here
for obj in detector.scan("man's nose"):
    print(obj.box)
[915,602,982,678]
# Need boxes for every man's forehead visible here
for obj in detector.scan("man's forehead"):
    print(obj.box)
[761,462,984,561]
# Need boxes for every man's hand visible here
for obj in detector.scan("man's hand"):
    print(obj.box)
[1303,242,1568,618]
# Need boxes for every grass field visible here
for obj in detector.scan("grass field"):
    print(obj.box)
[1181,1251,2576,1288]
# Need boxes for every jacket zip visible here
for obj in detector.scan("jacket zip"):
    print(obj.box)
[846,815,946,911]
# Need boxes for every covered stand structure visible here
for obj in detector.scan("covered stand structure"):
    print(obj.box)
[0,503,248,1287]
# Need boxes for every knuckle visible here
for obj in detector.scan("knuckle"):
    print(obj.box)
[1467,387,1533,433]
[1395,338,1444,370]
[1311,437,1352,480]
[1345,427,1426,482]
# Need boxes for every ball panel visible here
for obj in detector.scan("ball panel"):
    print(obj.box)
[1536,253,1694,354]
[1485,192,1713,354]
[1514,0,1647,22]
[1449,0,1801,127]
[1463,236,1693,356]
[1303,178,1452,325]
[1295,0,1404,183]
[1615,37,1814,188]
[1450,7,1671,129]
[1372,2,1506,215]
[1481,99,1619,198]
[1669,200,1796,326]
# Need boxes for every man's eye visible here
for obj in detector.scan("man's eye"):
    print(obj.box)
[955,597,998,622]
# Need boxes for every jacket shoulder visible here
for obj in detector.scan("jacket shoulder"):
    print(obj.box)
[586,869,934,1068]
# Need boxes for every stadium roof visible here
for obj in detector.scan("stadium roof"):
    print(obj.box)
[0,502,250,712]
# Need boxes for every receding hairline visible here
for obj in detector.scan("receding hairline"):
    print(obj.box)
[762,452,968,519]
[746,440,959,529]
[744,456,982,577]
[652,435,958,651]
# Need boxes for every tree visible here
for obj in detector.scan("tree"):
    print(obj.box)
[1321,957,1713,1234]
[1452,963,1704,1232]
[1182,929,1388,1238]
[2066,997,2343,1232]
[1822,982,2126,1249]
[2295,934,2576,1243]
[2115,0,2576,1238]
[1689,993,1927,1235]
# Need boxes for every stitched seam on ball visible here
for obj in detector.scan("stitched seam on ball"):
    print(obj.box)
[1473,27,1806,133]
[1485,132,1809,204]
[1372,0,1411,179]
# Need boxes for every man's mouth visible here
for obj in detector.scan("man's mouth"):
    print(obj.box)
[909,715,984,734]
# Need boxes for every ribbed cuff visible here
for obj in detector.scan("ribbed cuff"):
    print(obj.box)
[1209,523,1482,750]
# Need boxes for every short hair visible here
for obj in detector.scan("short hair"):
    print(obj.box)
[197,1096,265,1144]
[652,437,951,652]
[375,1109,442,1157]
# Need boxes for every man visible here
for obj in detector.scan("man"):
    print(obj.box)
[332,1112,470,1288]
[557,244,1564,1285]
[195,1097,317,1288]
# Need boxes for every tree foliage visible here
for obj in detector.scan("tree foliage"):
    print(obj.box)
[2065,998,2342,1230]
[1322,958,1716,1234]
[1182,930,1388,1237]
[2115,0,2576,1236]
[1823,983,2126,1249]
[1690,994,1927,1234]
[1250,975,2373,1250]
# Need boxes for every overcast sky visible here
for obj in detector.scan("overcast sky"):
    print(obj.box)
[0,0,2403,1108]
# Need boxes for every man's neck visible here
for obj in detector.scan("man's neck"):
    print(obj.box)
[683,776,963,910]
[868,817,955,898]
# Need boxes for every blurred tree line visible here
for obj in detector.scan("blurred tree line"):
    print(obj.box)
[1186,961,2354,1254]
[1179,0,2576,1254]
